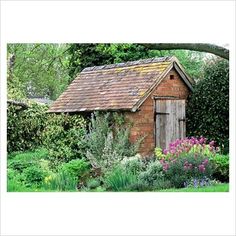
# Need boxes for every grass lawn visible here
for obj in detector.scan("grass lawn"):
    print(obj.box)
[159,183,229,192]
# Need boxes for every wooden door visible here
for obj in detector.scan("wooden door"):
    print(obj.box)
[155,99,186,150]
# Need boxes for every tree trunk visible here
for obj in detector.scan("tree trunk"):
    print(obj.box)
[141,43,229,60]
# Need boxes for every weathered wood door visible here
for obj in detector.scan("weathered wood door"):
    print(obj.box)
[155,99,186,150]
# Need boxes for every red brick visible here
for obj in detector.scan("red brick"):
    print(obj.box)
[125,68,190,156]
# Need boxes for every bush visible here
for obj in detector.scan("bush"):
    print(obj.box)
[85,112,142,172]
[162,153,213,188]
[42,114,87,167]
[22,165,47,186]
[86,178,101,189]
[138,160,164,189]
[121,154,146,175]
[8,148,48,172]
[187,59,229,153]
[210,154,229,182]
[104,166,137,191]
[60,159,90,180]
[7,103,48,153]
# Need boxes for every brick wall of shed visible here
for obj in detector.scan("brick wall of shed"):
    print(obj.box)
[125,68,190,156]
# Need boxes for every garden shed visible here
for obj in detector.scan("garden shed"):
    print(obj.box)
[49,56,194,156]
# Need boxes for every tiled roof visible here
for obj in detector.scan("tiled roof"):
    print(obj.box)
[48,56,192,113]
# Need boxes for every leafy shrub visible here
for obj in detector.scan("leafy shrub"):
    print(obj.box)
[121,154,146,175]
[8,148,48,172]
[7,103,48,153]
[104,166,137,191]
[42,114,87,167]
[86,178,101,189]
[187,59,229,153]
[43,171,78,191]
[8,158,32,173]
[153,179,172,190]
[138,160,164,189]
[85,112,142,172]
[22,165,47,186]
[210,154,229,182]
[60,159,90,180]
[162,153,213,188]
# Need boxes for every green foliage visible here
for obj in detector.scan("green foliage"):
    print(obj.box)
[68,43,205,80]
[85,112,142,172]
[154,148,166,160]
[210,154,229,182]
[86,178,101,189]
[22,165,47,186]
[7,44,71,100]
[42,114,87,167]
[8,148,48,172]
[104,166,137,192]
[138,160,164,189]
[7,178,32,192]
[60,159,90,180]
[8,43,206,101]
[164,153,213,188]
[187,59,229,153]
[7,149,51,191]
[7,103,48,153]
[121,155,146,175]
[43,171,78,192]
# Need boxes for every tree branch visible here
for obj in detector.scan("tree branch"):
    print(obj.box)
[7,100,29,109]
[141,43,229,60]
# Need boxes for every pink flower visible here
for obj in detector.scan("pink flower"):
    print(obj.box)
[163,149,168,155]
[209,141,215,147]
[163,163,169,171]
[198,164,206,173]
[202,159,209,165]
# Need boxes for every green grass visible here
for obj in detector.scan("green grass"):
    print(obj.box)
[158,183,229,192]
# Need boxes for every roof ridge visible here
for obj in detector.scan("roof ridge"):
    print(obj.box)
[82,56,173,72]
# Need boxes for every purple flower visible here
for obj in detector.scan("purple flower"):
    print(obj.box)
[200,179,205,187]
[193,179,198,188]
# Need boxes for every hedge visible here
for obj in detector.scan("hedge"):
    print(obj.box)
[186,59,229,153]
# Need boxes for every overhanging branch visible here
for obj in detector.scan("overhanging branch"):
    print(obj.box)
[141,43,229,60]
[7,100,29,109]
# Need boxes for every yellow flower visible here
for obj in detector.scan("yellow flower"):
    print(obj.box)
[44,175,52,184]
